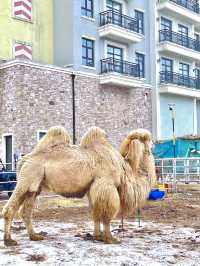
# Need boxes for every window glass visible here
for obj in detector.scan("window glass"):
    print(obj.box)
[178,24,188,36]
[160,17,172,31]
[81,0,93,18]
[136,53,145,78]
[107,45,123,60]
[106,0,122,12]
[161,58,173,72]
[39,132,46,140]
[82,38,94,67]
[135,10,144,34]
[179,63,189,76]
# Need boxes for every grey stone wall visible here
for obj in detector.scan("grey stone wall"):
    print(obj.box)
[0,62,152,159]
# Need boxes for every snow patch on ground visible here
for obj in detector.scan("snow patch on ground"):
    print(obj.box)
[0,218,200,266]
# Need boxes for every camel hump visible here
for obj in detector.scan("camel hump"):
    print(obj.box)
[33,126,71,153]
[80,126,107,148]
[127,128,151,142]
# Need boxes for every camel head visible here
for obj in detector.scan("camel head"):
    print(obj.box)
[120,129,156,184]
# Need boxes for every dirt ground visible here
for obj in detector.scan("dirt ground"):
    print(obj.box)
[0,190,200,266]
[30,190,200,227]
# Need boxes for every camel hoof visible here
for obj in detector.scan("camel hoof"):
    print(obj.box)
[4,238,18,246]
[30,233,45,241]
[103,236,121,244]
[93,234,104,242]
[111,237,121,244]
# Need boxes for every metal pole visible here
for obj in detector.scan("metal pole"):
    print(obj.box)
[172,114,176,158]
[71,73,76,144]
[169,105,176,158]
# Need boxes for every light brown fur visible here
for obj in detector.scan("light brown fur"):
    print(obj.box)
[86,129,156,243]
[2,126,156,246]
[2,126,123,245]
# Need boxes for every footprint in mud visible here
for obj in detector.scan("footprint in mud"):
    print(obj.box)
[26,254,46,262]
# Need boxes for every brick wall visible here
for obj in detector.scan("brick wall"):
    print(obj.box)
[0,61,152,160]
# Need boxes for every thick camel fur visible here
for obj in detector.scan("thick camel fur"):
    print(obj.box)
[87,129,156,242]
[2,126,156,246]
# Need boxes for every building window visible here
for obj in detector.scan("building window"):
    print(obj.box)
[179,63,189,76]
[135,53,145,78]
[37,131,47,141]
[107,44,123,73]
[160,17,172,31]
[135,10,144,34]
[161,57,173,73]
[179,62,190,87]
[13,0,32,21]
[14,42,32,60]
[82,38,94,67]
[178,24,189,47]
[106,0,122,12]
[81,0,93,18]
[107,45,123,60]
[178,24,188,36]
[195,33,200,42]
[160,57,173,83]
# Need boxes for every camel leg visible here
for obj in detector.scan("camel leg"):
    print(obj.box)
[3,188,28,246]
[93,220,103,241]
[103,222,121,244]
[3,165,44,246]
[89,178,120,244]
[19,192,44,241]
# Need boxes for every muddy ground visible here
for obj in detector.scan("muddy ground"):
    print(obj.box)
[0,190,200,266]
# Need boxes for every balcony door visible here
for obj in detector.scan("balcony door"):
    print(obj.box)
[160,17,172,42]
[107,45,123,73]
[161,57,173,82]
[106,0,122,26]
[195,68,200,89]
[197,100,200,134]
[178,24,189,47]
[179,62,190,87]
[161,17,172,31]
[106,0,122,12]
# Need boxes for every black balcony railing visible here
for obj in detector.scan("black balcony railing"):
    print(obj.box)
[99,10,142,34]
[160,71,200,89]
[159,30,200,52]
[170,0,200,14]
[101,58,141,78]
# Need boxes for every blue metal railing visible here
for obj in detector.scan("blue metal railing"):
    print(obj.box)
[99,10,142,34]
[160,71,200,89]
[170,0,200,14]
[101,58,141,77]
[159,30,200,52]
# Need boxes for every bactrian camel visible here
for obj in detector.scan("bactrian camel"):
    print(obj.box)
[2,126,156,246]
[87,128,156,243]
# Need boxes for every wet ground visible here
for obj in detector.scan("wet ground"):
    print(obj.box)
[0,191,200,266]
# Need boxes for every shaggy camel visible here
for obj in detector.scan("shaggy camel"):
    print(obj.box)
[87,128,156,243]
[2,126,156,246]
[2,126,125,246]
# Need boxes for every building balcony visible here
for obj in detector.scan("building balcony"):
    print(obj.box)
[100,58,147,88]
[158,30,200,61]
[98,10,144,44]
[157,0,200,24]
[159,71,200,97]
